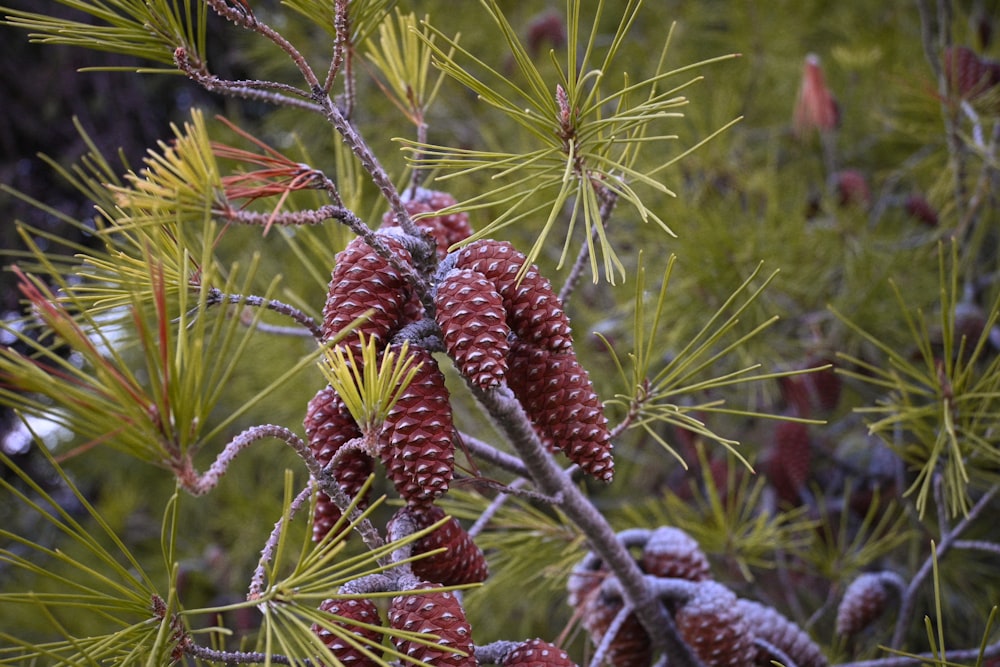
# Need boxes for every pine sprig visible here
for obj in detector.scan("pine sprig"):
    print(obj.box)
[0,0,208,71]
[835,243,1000,517]
[400,0,739,282]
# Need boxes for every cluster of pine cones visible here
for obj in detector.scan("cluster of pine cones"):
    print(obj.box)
[568,526,828,667]
[304,189,613,541]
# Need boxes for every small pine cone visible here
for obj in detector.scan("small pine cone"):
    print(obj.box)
[388,583,476,666]
[305,386,373,541]
[507,343,613,481]
[836,573,891,638]
[736,599,827,667]
[379,346,455,505]
[454,240,573,352]
[640,527,711,582]
[904,193,939,227]
[434,268,511,388]
[395,504,489,586]
[674,581,756,667]
[943,45,993,98]
[503,638,578,667]
[833,169,871,209]
[766,420,811,506]
[313,597,383,666]
[804,358,842,412]
[321,235,416,357]
[579,588,652,667]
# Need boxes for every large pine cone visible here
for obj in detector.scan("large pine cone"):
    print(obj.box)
[674,581,756,667]
[388,583,476,666]
[394,504,489,586]
[313,597,383,666]
[378,345,455,505]
[454,239,573,352]
[506,343,613,481]
[321,234,417,358]
[434,267,511,388]
[304,385,373,541]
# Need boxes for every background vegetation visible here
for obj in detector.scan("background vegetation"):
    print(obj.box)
[1,0,999,665]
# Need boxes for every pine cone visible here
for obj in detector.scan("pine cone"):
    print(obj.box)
[388,583,476,666]
[765,420,811,506]
[674,581,756,667]
[379,345,455,505]
[434,267,511,388]
[579,586,652,667]
[321,234,417,358]
[641,527,711,582]
[943,45,997,99]
[394,504,489,586]
[507,343,613,481]
[502,638,578,667]
[313,597,383,666]
[454,240,573,352]
[836,572,891,638]
[736,598,827,667]
[305,385,373,541]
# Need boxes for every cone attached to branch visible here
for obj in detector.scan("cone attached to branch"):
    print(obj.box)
[674,581,756,667]
[394,504,489,586]
[304,385,372,541]
[388,583,476,666]
[313,597,384,666]
[502,638,579,667]
[836,572,893,638]
[454,239,573,352]
[507,342,613,481]
[641,526,712,582]
[378,345,456,505]
[434,267,511,388]
[736,598,827,667]
[383,189,474,260]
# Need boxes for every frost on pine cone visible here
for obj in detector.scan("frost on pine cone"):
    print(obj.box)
[321,234,418,359]
[304,385,373,541]
[736,598,827,667]
[506,342,613,481]
[567,557,650,667]
[641,527,711,582]
[378,345,455,505]
[388,583,476,667]
[313,597,384,666]
[382,188,473,260]
[434,267,511,388]
[394,504,489,586]
[836,572,891,638]
[674,581,756,667]
[502,638,579,667]
[454,239,573,352]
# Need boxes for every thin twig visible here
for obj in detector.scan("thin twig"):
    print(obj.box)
[248,481,315,599]
[890,485,999,648]
[206,287,323,341]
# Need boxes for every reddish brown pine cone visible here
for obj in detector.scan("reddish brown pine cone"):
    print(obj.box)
[765,420,811,506]
[736,599,828,667]
[943,45,999,100]
[674,581,756,667]
[379,345,455,505]
[434,267,511,388]
[640,527,711,582]
[578,586,652,667]
[454,240,573,352]
[835,572,891,638]
[305,385,373,541]
[506,343,613,482]
[394,504,489,586]
[502,638,578,667]
[321,234,417,358]
[383,189,474,260]
[313,597,384,666]
[388,583,476,666]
